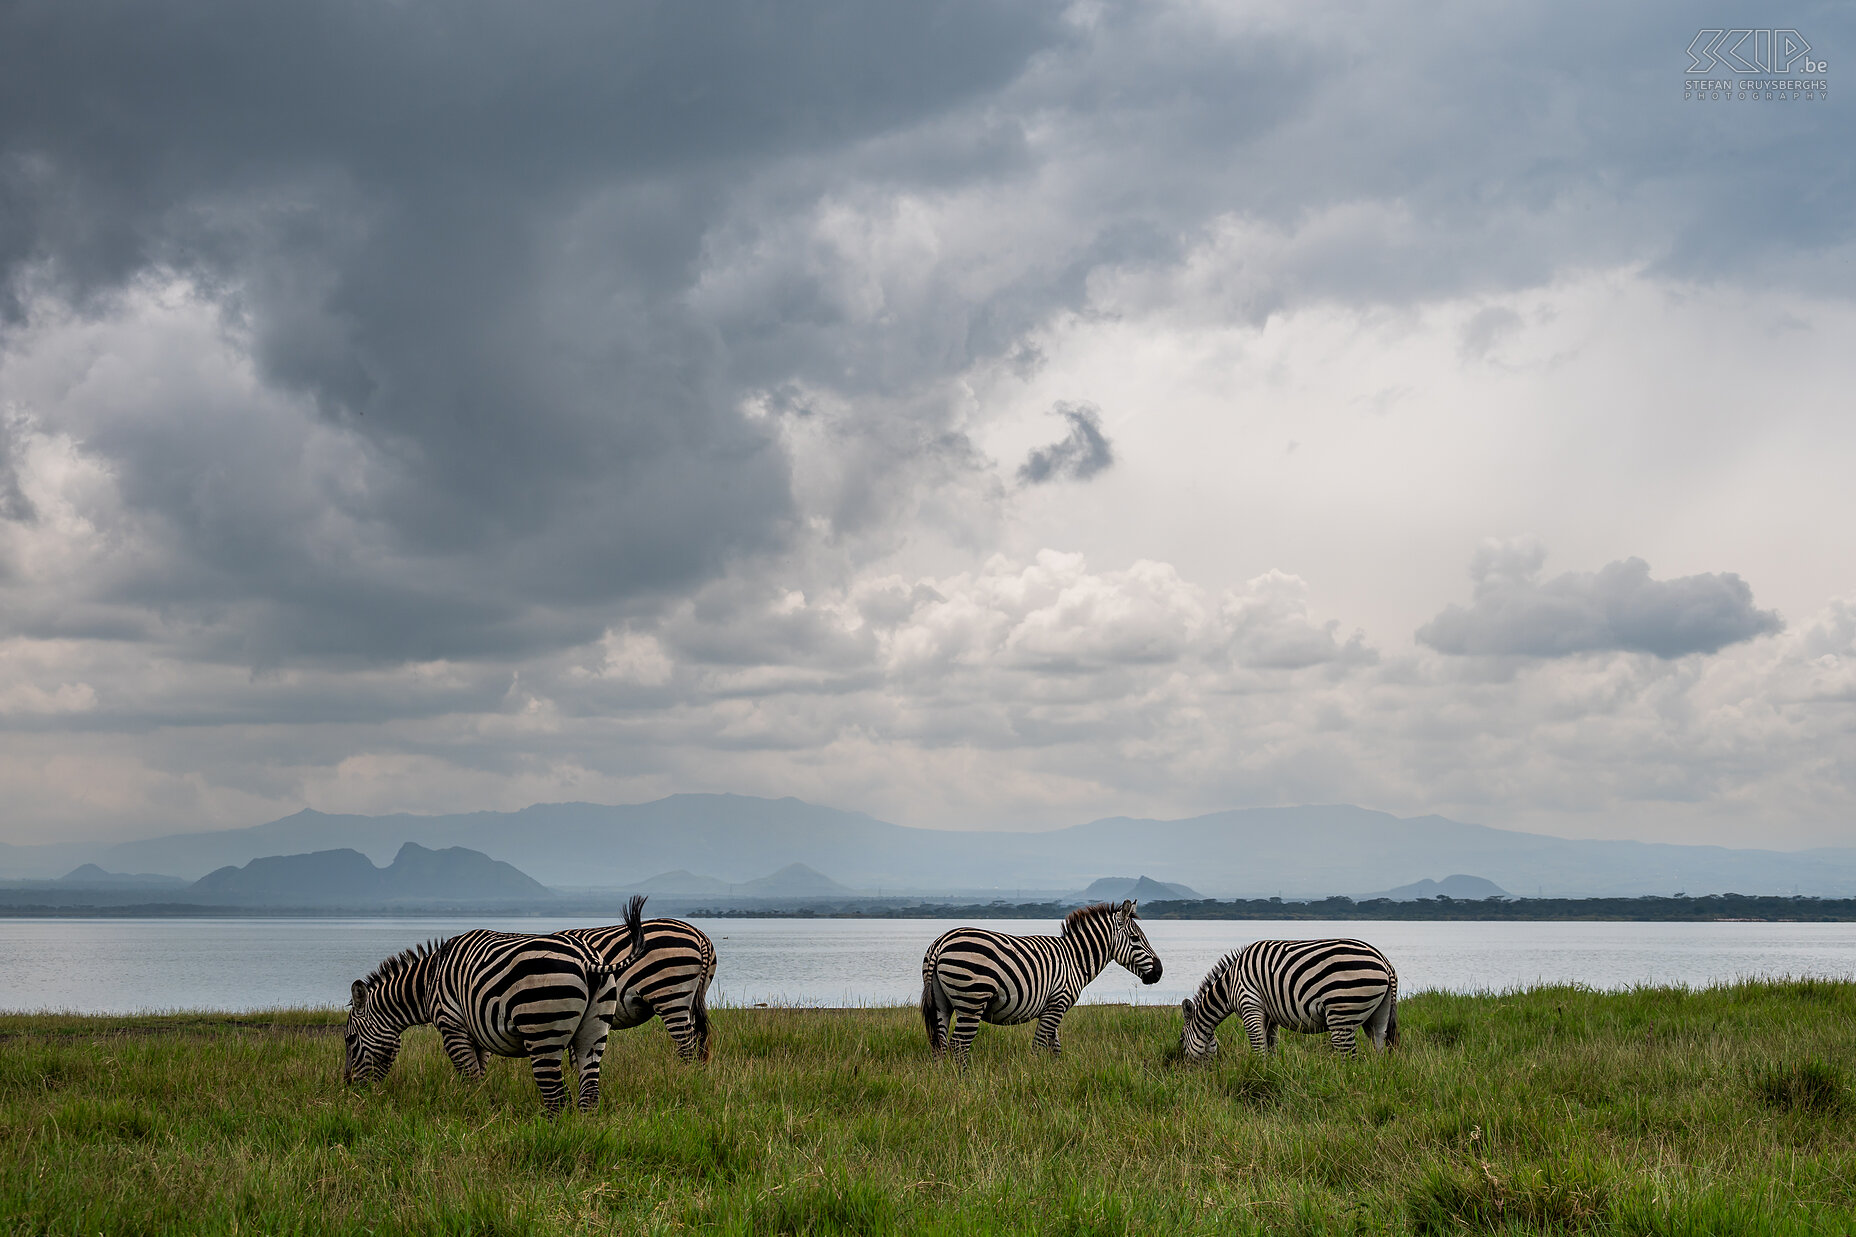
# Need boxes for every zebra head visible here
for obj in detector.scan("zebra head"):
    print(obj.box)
[342,978,403,1085]
[1110,900,1163,985]
[1179,995,1219,1063]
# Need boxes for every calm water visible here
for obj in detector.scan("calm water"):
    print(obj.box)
[3,916,1855,1015]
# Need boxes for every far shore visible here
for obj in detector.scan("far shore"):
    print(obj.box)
[3,892,1856,921]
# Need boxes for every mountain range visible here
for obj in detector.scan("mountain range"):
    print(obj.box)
[191,843,549,906]
[3,795,1853,897]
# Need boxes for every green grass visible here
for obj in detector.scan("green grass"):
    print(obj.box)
[5,982,1856,1234]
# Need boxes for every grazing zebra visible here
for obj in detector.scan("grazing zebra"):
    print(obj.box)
[1179,938,1398,1062]
[921,900,1163,1064]
[564,895,718,1063]
[342,928,631,1114]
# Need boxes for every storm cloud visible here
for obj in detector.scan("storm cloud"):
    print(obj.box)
[0,0,1853,847]
[0,0,1070,662]
[1417,542,1784,659]
[3,0,1849,668]
[1018,402,1115,485]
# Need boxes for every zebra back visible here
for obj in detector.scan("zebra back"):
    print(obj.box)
[429,929,610,1042]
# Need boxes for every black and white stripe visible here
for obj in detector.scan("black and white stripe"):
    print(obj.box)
[921,899,1163,1063]
[342,929,621,1114]
[565,895,718,1063]
[1180,938,1398,1061]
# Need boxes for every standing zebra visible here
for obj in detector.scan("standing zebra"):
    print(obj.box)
[342,928,629,1114]
[564,895,718,1063]
[1179,938,1398,1062]
[921,900,1163,1065]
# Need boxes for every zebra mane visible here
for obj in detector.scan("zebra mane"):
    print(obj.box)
[361,935,452,990]
[1201,949,1240,990]
[1061,901,1126,935]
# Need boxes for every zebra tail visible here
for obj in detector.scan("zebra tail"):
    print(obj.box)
[624,894,648,966]
[1386,994,1400,1050]
[692,978,713,1063]
[921,972,946,1052]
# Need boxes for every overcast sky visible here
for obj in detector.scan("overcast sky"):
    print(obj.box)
[2,0,1852,848]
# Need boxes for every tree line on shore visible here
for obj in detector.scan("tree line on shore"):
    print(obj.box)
[693,892,1856,922]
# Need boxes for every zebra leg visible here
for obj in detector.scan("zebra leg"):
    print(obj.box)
[571,1010,611,1112]
[525,1044,571,1116]
[656,997,702,1063]
[947,1003,986,1068]
[1265,1022,1278,1051]
[1325,1010,1359,1055]
[1032,998,1072,1056]
[1238,997,1270,1054]
[436,1018,487,1081]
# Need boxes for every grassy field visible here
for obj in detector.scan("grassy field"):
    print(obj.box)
[4,983,1855,1235]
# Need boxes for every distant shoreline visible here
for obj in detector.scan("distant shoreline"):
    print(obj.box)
[3,893,1854,921]
[686,893,1856,922]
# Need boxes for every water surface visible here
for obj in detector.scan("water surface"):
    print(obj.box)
[2,916,1853,1014]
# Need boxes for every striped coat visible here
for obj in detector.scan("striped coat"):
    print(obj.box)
[1180,938,1398,1061]
[342,929,621,1114]
[922,900,1163,1064]
[565,895,718,1063]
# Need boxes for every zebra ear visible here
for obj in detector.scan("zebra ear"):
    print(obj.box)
[1121,899,1137,918]
[350,980,367,1009]
[1181,997,1196,1019]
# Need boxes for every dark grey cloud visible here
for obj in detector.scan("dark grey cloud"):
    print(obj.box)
[2,0,1851,674]
[1018,402,1114,485]
[0,410,32,523]
[1417,542,1784,659]
[0,0,1072,663]
[1014,0,1854,317]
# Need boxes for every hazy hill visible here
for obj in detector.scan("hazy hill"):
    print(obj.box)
[626,870,733,897]
[59,864,188,888]
[5,795,1855,898]
[736,863,856,898]
[190,843,550,906]
[1375,874,1512,901]
[1085,875,1202,902]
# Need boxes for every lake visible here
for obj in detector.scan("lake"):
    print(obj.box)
[3,916,1854,1015]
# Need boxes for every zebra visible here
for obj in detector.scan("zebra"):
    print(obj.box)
[564,895,718,1063]
[921,899,1163,1064]
[1179,938,1398,1062]
[342,927,637,1114]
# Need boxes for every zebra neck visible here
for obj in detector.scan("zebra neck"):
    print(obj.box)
[386,950,442,1029]
[1061,920,1113,980]
[1202,965,1247,1017]
[1202,973,1240,1026]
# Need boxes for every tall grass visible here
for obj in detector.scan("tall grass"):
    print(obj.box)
[4,981,1854,1234]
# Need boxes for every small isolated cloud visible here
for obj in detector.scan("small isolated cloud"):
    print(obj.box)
[1417,540,1784,659]
[1018,402,1115,485]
